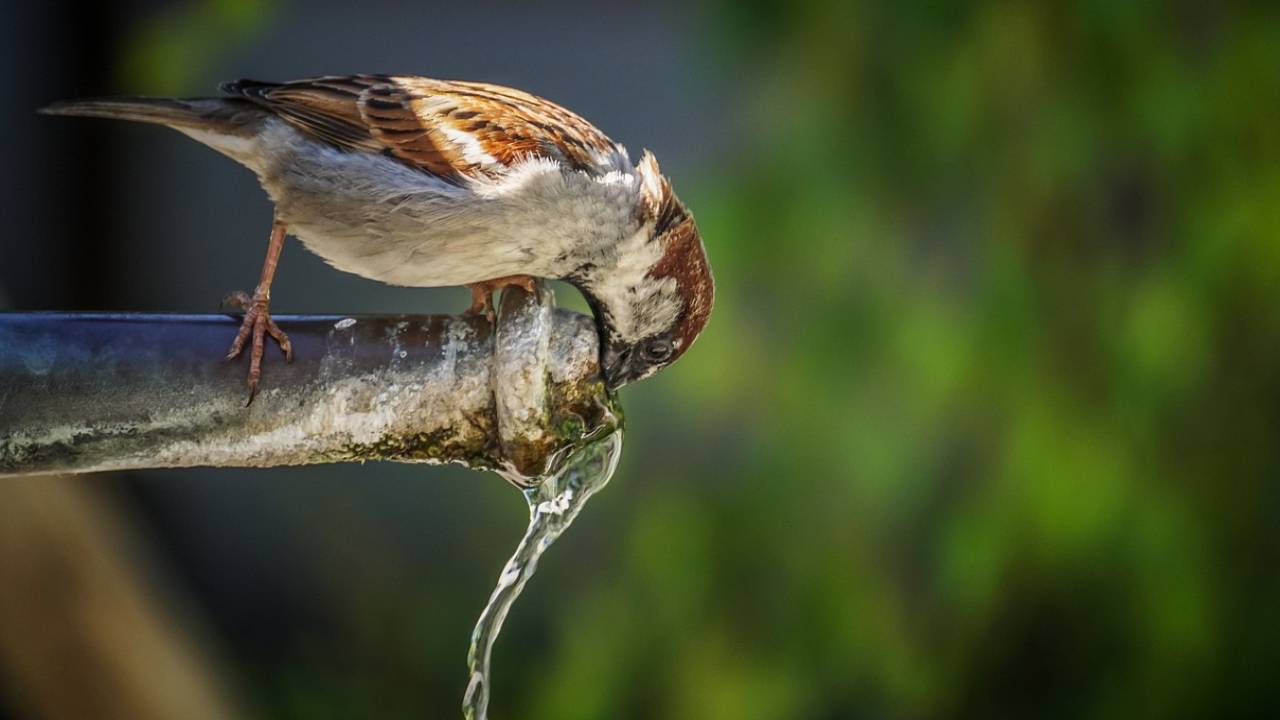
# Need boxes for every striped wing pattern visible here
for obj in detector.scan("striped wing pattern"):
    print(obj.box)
[223,74,624,181]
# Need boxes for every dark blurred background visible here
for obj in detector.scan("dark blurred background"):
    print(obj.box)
[3,1,1279,718]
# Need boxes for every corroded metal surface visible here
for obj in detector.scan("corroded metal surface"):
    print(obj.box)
[0,285,620,484]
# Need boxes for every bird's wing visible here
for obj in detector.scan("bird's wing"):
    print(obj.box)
[222,75,626,181]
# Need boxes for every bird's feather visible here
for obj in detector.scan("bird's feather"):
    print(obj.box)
[221,74,626,182]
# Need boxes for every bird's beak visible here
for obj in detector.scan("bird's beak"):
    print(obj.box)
[602,346,631,392]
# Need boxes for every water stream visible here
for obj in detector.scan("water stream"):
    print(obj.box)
[462,430,625,720]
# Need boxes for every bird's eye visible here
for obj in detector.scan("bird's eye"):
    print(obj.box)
[641,338,673,364]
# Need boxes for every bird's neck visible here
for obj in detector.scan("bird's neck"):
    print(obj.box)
[573,268,633,345]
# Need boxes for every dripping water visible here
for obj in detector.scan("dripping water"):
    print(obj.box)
[462,430,625,720]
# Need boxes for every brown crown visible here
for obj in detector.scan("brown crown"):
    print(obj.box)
[646,190,714,357]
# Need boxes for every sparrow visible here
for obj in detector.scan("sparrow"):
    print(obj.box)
[40,74,714,398]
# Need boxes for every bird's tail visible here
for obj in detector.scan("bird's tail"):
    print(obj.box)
[39,96,263,137]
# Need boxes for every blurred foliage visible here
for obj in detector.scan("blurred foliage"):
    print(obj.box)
[520,2,1280,719]
[95,1,1280,719]
[118,0,273,94]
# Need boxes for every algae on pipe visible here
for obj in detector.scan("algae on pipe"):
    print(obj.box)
[0,285,621,484]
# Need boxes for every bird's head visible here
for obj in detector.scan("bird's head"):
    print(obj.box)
[579,151,714,391]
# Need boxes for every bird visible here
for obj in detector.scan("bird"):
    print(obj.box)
[40,74,714,400]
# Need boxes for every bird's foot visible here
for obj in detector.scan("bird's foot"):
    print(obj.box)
[465,275,537,322]
[224,289,293,404]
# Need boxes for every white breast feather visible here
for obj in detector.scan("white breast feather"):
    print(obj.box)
[585,224,680,342]
[229,120,644,289]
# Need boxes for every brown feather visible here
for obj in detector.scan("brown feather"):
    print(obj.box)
[221,74,624,182]
[647,195,715,356]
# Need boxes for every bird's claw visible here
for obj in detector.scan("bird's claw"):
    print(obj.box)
[465,294,497,323]
[465,275,536,323]
[224,290,292,404]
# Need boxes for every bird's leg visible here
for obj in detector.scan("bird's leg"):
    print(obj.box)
[465,274,537,322]
[225,219,293,403]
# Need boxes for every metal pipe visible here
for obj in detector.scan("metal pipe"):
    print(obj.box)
[0,285,621,485]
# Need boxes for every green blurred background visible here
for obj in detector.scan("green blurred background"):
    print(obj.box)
[3,1,1279,718]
